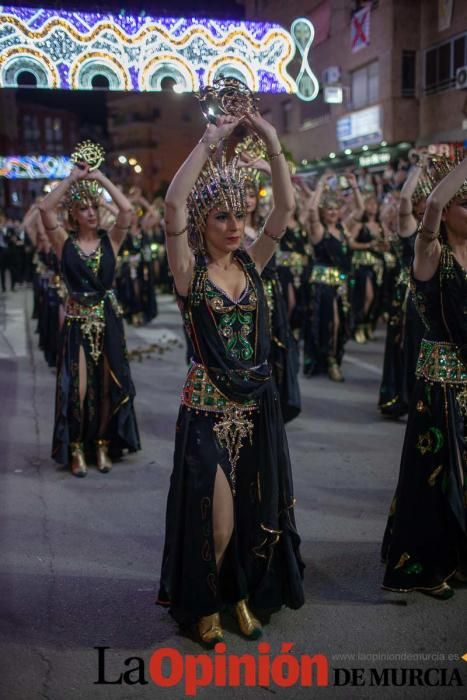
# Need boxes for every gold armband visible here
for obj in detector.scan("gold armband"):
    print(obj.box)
[267,149,283,161]
[416,221,439,242]
[166,225,188,238]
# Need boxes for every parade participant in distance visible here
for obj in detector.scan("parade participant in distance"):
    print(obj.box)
[39,148,140,477]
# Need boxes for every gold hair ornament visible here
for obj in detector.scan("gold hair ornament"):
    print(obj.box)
[71,140,105,172]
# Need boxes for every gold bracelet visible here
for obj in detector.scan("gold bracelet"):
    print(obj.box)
[267,149,283,161]
[199,137,220,153]
[166,224,188,238]
[416,221,439,241]
[262,228,283,243]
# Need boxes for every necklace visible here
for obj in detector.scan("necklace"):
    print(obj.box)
[72,236,102,274]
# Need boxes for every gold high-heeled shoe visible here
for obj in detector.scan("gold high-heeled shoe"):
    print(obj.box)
[70,442,87,478]
[354,327,367,344]
[95,439,112,473]
[197,612,224,648]
[328,359,344,382]
[235,599,262,639]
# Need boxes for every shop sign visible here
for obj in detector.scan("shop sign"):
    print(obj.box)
[337,105,381,149]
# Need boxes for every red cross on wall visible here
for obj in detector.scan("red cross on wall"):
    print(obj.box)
[351,6,370,53]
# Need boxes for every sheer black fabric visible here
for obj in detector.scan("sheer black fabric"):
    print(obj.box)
[382,245,467,591]
[52,232,140,464]
[158,249,304,626]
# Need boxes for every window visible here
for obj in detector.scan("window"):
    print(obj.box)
[351,61,378,109]
[424,32,467,94]
[402,50,416,97]
[281,100,293,133]
[45,116,63,153]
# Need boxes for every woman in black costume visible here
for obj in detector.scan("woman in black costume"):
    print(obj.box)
[378,164,429,418]
[241,159,301,423]
[39,162,140,477]
[303,173,363,381]
[349,195,389,343]
[157,113,304,646]
[381,154,467,598]
[116,208,158,326]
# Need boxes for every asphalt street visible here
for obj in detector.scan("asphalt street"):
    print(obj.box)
[0,288,465,700]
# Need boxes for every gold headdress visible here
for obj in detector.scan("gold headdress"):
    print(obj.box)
[64,179,102,215]
[428,149,467,204]
[65,139,105,215]
[412,172,434,205]
[187,154,247,252]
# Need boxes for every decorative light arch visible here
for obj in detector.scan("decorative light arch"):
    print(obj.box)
[0,6,318,99]
[139,54,198,92]
[69,52,131,91]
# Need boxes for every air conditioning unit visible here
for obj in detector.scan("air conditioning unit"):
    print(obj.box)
[322,66,341,85]
[456,65,467,89]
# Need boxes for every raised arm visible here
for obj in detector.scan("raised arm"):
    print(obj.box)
[414,156,467,281]
[343,173,365,228]
[23,203,44,247]
[93,170,133,253]
[164,115,240,296]
[38,166,85,257]
[245,113,295,271]
[306,175,327,244]
[399,164,424,237]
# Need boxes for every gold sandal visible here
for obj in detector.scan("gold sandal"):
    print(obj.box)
[197,612,224,648]
[70,442,87,478]
[235,599,262,639]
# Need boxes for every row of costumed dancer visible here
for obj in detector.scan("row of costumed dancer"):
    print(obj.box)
[22,104,466,645]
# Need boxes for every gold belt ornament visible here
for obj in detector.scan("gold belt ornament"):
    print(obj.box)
[310,265,347,287]
[416,339,467,386]
[276,250,307,269]
[182,363,258,495]
[353,250,384,285]
[65,290,122,363]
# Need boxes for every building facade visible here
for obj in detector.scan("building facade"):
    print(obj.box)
[243,0,467,172]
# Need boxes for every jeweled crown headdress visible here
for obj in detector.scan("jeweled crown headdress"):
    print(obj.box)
[428,149,467,203]
[64,179,102,214]
[65,139,105,214]
[187,153,247,251]
[412,172,434,205]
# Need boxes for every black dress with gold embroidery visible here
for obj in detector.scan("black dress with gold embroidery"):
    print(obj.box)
[52,232,140,464]
[276,225,311,331]
[262,255,301,423]
[304,226,352,376]
[381,244,467,591]
[378,233,424,417]
[116,230,158,325]
[352,224,385,336]
[157,249,304,626]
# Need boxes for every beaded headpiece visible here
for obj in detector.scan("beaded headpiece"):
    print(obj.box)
[319,193,341,210]
[412,172,434,205]
[428,149,467,204]
[187,154,247,251]
[64,179,102,215]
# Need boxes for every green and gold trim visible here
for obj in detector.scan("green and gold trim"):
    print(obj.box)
[415,339,467,385]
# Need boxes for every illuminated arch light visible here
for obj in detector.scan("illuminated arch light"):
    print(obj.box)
[290,18,319,101]
[207,57,258,92]
[0,48,60,88]
[140,55,197,92]
[70,53,131,90]
[0,7,302,95]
